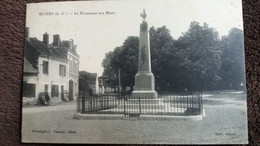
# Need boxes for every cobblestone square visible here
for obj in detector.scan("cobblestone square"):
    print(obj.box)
[22,92,248,144]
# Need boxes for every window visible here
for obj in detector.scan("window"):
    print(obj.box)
[45,84,48,93]
[51,85,59,97]
[69,59,73,73]
[61,85,64,99]
[23,82,36,97]
[75,62,78,74]
[59,64,66,77]
[75,60,78,74]
[73,59,76,74]
[43,61,49,74]
[68,56,79,74]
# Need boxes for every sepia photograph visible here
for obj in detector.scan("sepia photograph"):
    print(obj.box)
[22,0,247,144]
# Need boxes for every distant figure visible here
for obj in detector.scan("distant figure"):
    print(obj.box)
[184,88,189,94]
[88,88,93,96]
[38,92,50,105]
[140,9,146,20]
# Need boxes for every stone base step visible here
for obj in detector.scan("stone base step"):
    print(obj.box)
[124,99,161,104]
[121,104,165,109]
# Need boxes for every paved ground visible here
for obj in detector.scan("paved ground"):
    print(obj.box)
[21,91,248,144]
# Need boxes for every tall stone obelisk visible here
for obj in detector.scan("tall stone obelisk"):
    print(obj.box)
[132,9,158,98]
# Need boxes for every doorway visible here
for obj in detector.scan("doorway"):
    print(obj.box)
[69,80,74,101]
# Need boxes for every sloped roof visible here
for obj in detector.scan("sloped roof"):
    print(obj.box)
[56,41,79,57]
[28,38,67,61]
[24,39,40,69]
[24,38,69,72]
[23,57,38,73]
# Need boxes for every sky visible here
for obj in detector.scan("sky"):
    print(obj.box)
[26,0,243,76]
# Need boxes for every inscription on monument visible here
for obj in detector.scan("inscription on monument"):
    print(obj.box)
[141,45,146,65]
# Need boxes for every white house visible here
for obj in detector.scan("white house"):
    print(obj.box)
[53,35,79,101]
[23,28,79,105]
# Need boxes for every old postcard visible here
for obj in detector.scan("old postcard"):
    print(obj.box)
[22,0,248,144]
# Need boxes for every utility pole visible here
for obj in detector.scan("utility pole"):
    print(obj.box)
[118,68,121,98]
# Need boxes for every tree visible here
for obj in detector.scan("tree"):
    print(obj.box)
[102,36,139,91]
[79,71,93,95]
[102,48,121,89]
[102,22,224,93]
[149,26,177,92]
[175,22,222,91]
[220,27,245,90]
[119,36,139,90]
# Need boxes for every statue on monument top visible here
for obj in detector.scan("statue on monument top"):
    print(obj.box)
[140,9,148,32]
[140,9,146,20]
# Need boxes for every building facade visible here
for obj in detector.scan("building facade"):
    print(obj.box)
[23,28,79,105]
[53,35,80,101]
[79,71,99,95]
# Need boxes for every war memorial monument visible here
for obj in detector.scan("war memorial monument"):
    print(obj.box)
[132,10,158,98]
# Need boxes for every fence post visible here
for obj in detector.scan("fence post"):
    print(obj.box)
[199,93,201,114]
[90,96,93,110]
[77,94,79,113]
[200,93,203,115]
[82,95,85,114]
[139,97,141,115]
[124,96,126,117]
[186,95,188,108]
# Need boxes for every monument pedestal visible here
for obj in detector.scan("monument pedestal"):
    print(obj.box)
[132,72,158,98]
[132,91,158,98]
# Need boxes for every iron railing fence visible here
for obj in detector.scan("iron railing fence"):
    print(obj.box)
[77,92,203,116]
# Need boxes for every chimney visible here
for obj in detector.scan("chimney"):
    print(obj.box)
[70,39,77,52]
[53,34,61,46]
[43,32,49,45]
[70,39,74,46]
[63,41,72,50]
[25,27,29,40]
[73,45,77,52]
